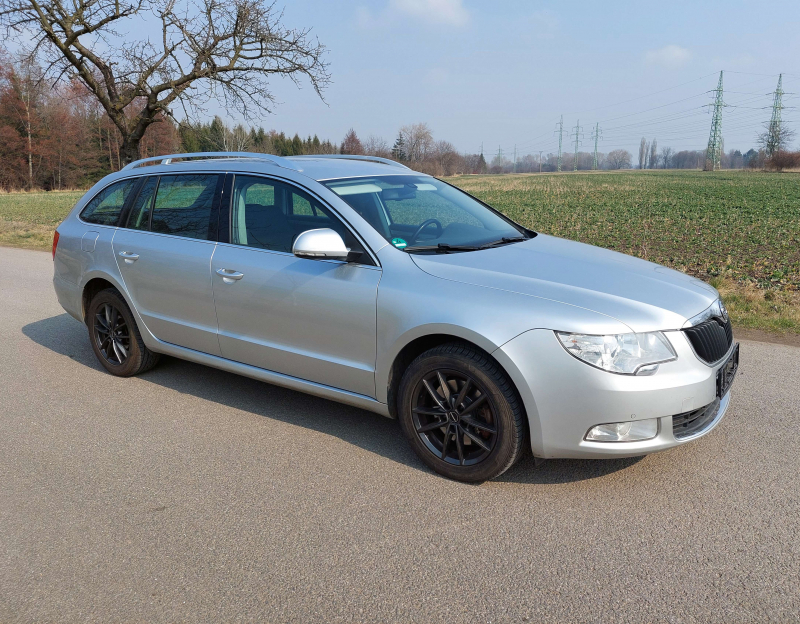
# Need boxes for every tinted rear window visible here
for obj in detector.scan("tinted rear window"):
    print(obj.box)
[150,174,219,240]
[80,179,136,226]
[127,176,158,231]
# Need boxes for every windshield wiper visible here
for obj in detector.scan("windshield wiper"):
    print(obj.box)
[403,243,480,253]
[478,236,529,249]
[404,238,528,253]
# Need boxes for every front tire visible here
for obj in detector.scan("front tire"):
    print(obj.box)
[87,288,160,377]
[397,342,526,482]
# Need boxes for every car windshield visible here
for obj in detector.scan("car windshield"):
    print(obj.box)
[323,175,530,252]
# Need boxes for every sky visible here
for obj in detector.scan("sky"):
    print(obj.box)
[234,0,800,159]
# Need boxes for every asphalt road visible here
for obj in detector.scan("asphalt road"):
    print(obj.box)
[1,246,799,623]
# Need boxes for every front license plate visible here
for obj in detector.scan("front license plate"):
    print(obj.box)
[716,343,739,398]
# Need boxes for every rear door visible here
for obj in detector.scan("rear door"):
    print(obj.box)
[113,173,223,356]
[211,174,381,397]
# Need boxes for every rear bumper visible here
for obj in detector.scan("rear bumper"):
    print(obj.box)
[53,274,83,323]
[494,329,735,459]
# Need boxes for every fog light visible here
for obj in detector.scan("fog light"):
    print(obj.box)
[585,418,659,442]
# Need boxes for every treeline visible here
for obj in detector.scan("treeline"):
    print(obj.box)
[635,137,763,170]
[0,54,182,190]
[2,53,794,191]
[0,50,488,190]
[178,118,339,157]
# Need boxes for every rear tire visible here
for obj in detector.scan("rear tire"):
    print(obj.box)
[87,288,160,377]
[397,342,526,482]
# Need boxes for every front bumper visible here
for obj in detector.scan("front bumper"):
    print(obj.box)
[494,329,736,459]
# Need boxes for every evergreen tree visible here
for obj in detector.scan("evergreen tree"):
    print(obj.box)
[291,133,303,155]
[391,132,406,161]
[477,152,487,174]
[209,116,226,151]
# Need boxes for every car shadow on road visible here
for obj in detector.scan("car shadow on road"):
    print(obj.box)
[23,313,643,485]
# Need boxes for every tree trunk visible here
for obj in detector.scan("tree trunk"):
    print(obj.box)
[119,136,141,167]
[25,105,33,190]
[108,128,115,170]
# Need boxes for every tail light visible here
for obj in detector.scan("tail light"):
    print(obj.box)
[52,230,60,260]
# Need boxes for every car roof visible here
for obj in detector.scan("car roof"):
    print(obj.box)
[115,152,422,183]
[288,156,417,181]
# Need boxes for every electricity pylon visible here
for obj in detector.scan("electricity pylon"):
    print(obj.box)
[571,120,583,171]
[765,74,785,156]
[555,115,564,172]
[704,71,725,171]
[591,123,603,170]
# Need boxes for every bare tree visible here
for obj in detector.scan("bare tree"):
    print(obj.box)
[224,124,250,152]
[362,134,390,158]
[340,128,363,155]
[649,139,658,169]
[758,124,796,157]
[659,146,673,169]
[430,140,460,176]
[399,123,433,162]
[638,138,647,169]
[0,0,330,164]
[606,149,632,170]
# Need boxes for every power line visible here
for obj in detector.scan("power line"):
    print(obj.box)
[564,71,719,116]
[487,70,793,160]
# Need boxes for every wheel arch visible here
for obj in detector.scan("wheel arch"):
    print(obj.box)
[79,273,156,352]
[81,276,118,323]
[383,329,528,432]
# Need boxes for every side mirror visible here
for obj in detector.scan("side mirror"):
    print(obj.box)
[292,228,349,261]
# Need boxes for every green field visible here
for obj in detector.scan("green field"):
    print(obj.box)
[1,170,798,333]
[452,170,800,290]
[0,190,83,250]
[450,171,800,334]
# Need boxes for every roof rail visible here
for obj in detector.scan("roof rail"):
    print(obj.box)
[121,152,301,172]
[292,154,410,169]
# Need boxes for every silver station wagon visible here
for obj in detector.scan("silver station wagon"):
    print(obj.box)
[52,153,739,481]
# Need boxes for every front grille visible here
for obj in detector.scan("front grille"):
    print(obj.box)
[683,317,733,364]
[672,398,721,440]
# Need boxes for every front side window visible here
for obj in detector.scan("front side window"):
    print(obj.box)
[230,175,369,262]
[323,175,528,251]
[150,174,219,240]
[80,179,136,226]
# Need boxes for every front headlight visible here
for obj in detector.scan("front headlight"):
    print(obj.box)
[556,331,677,375]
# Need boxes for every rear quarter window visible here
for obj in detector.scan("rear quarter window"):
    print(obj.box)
[80,179,137,226]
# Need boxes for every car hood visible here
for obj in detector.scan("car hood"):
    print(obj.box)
[410,234,719,332]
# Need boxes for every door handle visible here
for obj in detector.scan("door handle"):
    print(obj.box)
[118,251,139,264]
[216,268,245,283]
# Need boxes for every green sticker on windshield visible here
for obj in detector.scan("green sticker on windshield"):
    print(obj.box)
[392,237,408,249]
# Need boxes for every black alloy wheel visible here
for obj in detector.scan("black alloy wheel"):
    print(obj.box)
[398,342,526,482]
[87,288,160,377]
[412,370,498,466]
[93,302,131,365]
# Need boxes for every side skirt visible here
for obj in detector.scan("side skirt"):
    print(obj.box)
[149,338,391,418]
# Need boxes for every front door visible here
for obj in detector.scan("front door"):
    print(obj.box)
[113,173,223,356]
[211,175,381,397]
